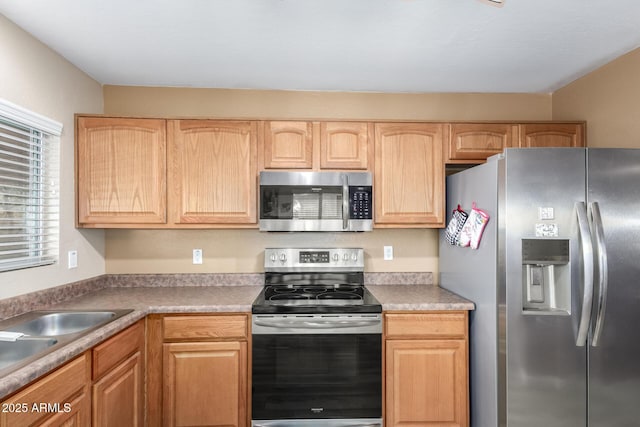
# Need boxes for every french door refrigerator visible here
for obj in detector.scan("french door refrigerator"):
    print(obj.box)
[439,148,640,427]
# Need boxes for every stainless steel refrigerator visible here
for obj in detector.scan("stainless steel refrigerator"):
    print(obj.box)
[439,148,640,427]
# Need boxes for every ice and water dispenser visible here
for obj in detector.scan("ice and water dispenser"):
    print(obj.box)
[522,239,571,314]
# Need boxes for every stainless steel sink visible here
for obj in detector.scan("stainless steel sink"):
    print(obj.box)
[0,338,58,372]
[0,309,133,376]
[4,311,118,336]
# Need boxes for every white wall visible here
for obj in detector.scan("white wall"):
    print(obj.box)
[0,15,105,299]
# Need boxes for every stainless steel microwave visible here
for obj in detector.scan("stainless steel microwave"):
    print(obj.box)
[259,171,373,232]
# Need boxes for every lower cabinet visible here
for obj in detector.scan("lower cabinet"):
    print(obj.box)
[384,312,469,427]
[163,341,248,427]
[147,314,250,427]
[0,353,91,427]
[0,320,144,427]
[92,320,145,427]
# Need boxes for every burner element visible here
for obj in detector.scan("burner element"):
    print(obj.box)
[264,284,364,304]
[317,292,362,300]
[253,250,382,314]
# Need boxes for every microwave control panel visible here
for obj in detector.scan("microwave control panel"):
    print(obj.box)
[350,186,372,219]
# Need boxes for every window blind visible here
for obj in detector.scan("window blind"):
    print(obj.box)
[0,99,62,273]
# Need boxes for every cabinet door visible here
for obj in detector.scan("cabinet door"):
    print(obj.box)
[374,123,444,226]
[519,123,585,148]
[76,117,167,225]
[386,339,468,427]
[169,120,257,224]
[264,121,314,169]
[0,354,90,427]
[38,392,90,427]
[93,352,144,427]
[320,122,371,170]
[163,341,248,427]
[448,123,515,162]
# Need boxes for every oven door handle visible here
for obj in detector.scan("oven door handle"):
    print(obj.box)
[253,318,381,329]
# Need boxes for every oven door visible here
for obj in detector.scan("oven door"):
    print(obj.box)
[252,316,382,425]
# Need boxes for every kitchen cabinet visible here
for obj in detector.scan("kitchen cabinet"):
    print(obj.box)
[92,320,145,427]
[447,123,516,163]
[447,122,585,164]
[0,353,91,427]
[262,120,372,170]
[263,121,314,169]
[518,123,585,148]
[146,314,249,427]
[384,312,469,427]
[76,116,167,226]
[76,115,584,229]
[168,120,258,225]
[374,123,445,227]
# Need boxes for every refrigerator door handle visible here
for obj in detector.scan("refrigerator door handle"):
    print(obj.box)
[589,202,608,346]
[575,201,595,347]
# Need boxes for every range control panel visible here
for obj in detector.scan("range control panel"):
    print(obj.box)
[264,248,364,272]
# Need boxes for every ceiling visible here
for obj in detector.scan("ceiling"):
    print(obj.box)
[1,0,640,93]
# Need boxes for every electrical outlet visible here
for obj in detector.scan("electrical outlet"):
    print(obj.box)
[193,249,203,265]
[383,246,393,261]
[68,250,78,269]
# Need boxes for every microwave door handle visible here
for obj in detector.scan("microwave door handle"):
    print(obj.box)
[342,173,350,229]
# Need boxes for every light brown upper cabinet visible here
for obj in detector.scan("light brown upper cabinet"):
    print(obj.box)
[76,116,167,226]
[518,123,585,148]
[168,120,257,225]
[447,123,516,163]
[320,122,372,169]
[374,123,445,227]
[263,121,372,170]
[263,121,314,169]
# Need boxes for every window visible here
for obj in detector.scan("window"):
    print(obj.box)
[0,99,62,272]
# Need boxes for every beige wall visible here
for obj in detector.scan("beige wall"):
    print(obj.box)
[104,86,552,121]
[103,87,552,277]
[0,16,104,299]
[553,47,640,148]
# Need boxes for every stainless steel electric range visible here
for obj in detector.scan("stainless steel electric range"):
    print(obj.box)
[251,248,382,427]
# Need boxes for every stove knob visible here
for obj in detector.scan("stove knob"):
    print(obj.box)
[343,253,349,261]
[279,253,287,263]
[332,253,339,262]
[351,253,358,262]
[270,253,277,262]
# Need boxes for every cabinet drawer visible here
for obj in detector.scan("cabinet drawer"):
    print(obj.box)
[163,315,248,341]
[0,353,90,427]
[92,320,144,380]
[385,312,467,339]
